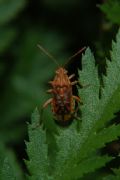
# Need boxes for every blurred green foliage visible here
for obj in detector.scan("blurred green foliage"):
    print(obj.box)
[0,143,24,180]
[0,0,26,25]
[0,0,120,179]
[100,0,120,24]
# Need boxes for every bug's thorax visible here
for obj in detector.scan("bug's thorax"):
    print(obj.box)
[52,67,71,86]
[50,67,72,97]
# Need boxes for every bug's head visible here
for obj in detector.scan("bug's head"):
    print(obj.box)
[56,67,68,75]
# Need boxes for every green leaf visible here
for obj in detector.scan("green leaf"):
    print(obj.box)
[26,108,52,179]
[0,143,24,180]
[68,155,112,179]
[0,0,26,25]
[96,29,120,128]
[77,29,120,163]
[100,0,120,24]
[76,124,120,162]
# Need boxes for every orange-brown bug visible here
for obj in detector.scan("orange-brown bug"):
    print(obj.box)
[38,44,85,126]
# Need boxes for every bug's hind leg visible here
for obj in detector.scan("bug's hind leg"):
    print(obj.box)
[73,95,83,105]
[73,106,81,120]
[72,95,82,121]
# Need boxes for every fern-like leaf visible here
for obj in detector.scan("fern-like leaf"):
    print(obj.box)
[26,108,53,179]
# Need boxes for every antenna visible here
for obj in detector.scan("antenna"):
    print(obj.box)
[63,46,86,67]
[37,44,59,66]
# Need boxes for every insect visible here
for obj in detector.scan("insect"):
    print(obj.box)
[38,44,86,126]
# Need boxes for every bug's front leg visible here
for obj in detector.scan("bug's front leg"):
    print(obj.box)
[69,74,75,80]
[71,80,83,88]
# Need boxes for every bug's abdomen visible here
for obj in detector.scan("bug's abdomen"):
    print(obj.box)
[52,93,74,124]
[54,93,71,113]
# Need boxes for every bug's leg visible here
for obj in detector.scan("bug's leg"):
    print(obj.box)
[46,89,53,93]
[78,82,90,88]
[48,81,53,85]
[72,95,83,120]
[71,80,83,87]
[71,80,83,88]
[32,98,53,130]
[69,74,75,80]
[71,80,90,89]
[77,81,83,88]
[43,98,53,108]
[71,80,78,85]
[40,98,53,126]
[73,95,83,105]
[71,78,90,89]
